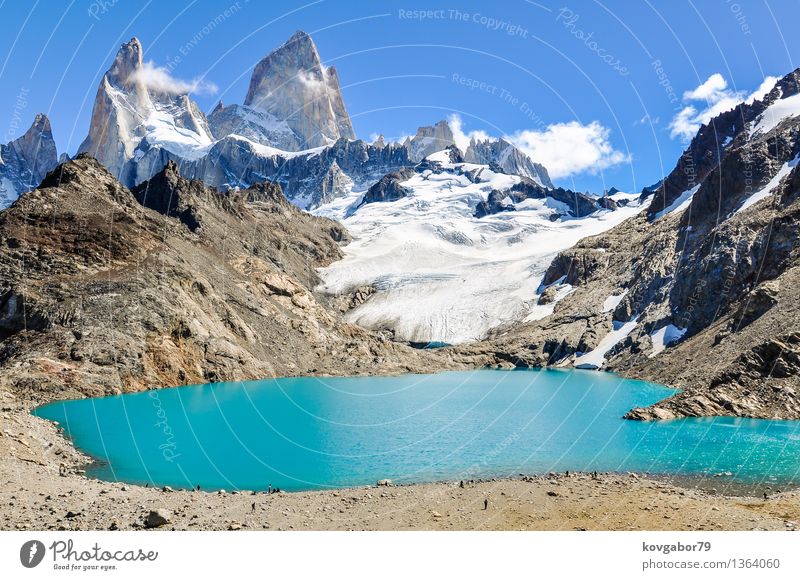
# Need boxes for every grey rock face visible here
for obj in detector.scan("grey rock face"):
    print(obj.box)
[207,102,302,151]
[406,120,455,161]
[0,114,58,208]
[244,30,355,149]
[465,138,553,188]
[474,177,607,219]
[188,136,412,208]
[358,168,415,207]
[77,37,150,180]
[318,160,353,205]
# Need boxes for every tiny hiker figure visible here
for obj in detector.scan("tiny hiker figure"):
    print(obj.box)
[483,498,489,510]
[251,501,256,513]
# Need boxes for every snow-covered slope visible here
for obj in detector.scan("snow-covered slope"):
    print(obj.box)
[314,150,647,344]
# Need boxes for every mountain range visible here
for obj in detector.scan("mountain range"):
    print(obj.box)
[2,30,800,421]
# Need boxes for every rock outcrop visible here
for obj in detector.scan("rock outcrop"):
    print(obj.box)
[474,177,608,219]
[465,138,553,188]
[0,155,470,404]
[405,120,455,161]
[358,168,415,207]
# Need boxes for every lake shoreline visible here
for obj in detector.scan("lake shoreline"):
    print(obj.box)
[3,401,800,531]
[30,370,800,495]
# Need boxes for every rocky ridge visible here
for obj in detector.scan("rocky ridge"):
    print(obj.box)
[466,67,800,421]
[0,155,480,405]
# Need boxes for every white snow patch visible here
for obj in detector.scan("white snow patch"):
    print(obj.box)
[607,190,640,204]
[0,177,21,209]
[525,280,575,321]
[602,289,628,313]
[224,133,326,159]
[733,155,799,216]
[751,93,800,136]
[425,149,453,164]
[653,185,701,220]
[649,324,687,357]
[573,317,638,369]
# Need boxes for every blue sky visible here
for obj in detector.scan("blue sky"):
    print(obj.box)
[0,0,797,193]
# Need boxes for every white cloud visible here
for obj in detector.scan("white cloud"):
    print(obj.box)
[506,121,630,179]
[131,61,218,95]
[684,73,728,100]
[669,73,779,141]
[746,76,779,104]
[448,114,490,152]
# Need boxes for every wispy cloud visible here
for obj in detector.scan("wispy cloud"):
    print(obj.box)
[296,70,325,91]
[130,61,218,96]
[746,75,779,104]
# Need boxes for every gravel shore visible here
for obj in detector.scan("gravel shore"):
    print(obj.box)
[2,402,798,532]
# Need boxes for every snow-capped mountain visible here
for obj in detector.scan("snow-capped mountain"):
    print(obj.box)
[73,33,556,214]
[78,37,212,184]
[187,135,412,208]
[314,148,644,344]
[0,113,58,208]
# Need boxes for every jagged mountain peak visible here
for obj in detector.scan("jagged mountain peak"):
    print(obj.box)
[243,30,355,149]
[78,36,212,185]
[0,113,58,208]
[406,120,455,161]
[464,136,553,188]
[284,29,315,50]
[108,37,144,86]
[646,66,800,219]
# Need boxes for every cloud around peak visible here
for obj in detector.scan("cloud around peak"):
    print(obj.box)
[130,61,218,96]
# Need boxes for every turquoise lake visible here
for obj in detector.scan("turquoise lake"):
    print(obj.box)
[33,369,800,491]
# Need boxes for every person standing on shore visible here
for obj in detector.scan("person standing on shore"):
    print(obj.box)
[483,498,489,510]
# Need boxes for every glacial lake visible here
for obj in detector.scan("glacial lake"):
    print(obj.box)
[34,369,800,491]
